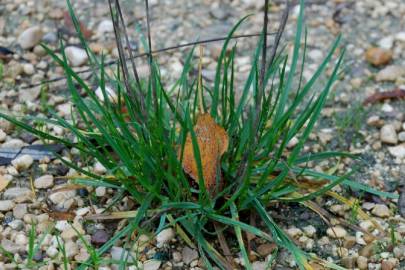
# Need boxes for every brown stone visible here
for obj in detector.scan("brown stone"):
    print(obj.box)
[256,243,277,257]
[365,47,392,67]
[341,256,357,269]
[343,236,356,249]
[381,259,396,270]
[359,243,375,258]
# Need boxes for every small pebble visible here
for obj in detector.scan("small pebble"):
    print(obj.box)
[94,161,107,174]
[381,259,396,270]
[11,154,34,170]
[302,225,316,237]
[326,226,347,238]
[91,229,110,246]
[64,46,88,67]
[182,246,199,265]
[143,259,162,270]
[365,47,392,66]
[96,20,114,36]
[0,129,6,142]
[388,144,405,158]
[34,174,54,189]
[95,186,106,197]
[156,228,175,248]
[380,124,398,144]
[18,26,43,49]
[357,256,368,270]
[65,241,79,258]
[371,204,390,217]
[13,204,27,219]
[376,65,405,82]
[0,200,15,212]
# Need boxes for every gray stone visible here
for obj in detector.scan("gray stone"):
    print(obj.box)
[380,124,398,144]
[172,251,182,262]
[3,187,32,202]
[393,245,405,259]
[1,138,25,148]
[378,36,394,49]
[143,260,161,270]
[110,246,136,263]
[13,204,28,219]
[398,131,405,142]
[48,188,76,205]
[34,175,54,189]
[95,186,106,197]
[65,241,79,258]
[182,246,198,265]
[395,32,405,42]
[15,233,28,245]
[376,65,405,82]
[42,32,58,44]
[46,246,58,258]
[1,239,21,253]
[8,219,24,230]
[388,144,405,158]
[210,5,230,20]
[252,261,267,270]
[19,86,41,103]
[371,204,390,217]
[0,200,15,211]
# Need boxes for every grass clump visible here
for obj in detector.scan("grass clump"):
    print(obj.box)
[0,0,398,269]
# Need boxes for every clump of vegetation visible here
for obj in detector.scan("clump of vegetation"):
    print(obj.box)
[1,0,396,269]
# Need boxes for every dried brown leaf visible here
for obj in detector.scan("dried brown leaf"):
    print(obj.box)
[180,114,228,193]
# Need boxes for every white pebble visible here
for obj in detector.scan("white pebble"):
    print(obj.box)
[326,226,347,238]
[18,26,43,49]
[65,46,88,67]
[156,228,175,248]
[95,186,106,197]
[95,86,118,104]
[11,154,34,171]
[94,161,107,174]
[380,124,398,144]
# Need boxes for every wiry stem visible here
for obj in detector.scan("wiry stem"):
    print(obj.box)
[235,0,289,187]
[144,0,158,113]
[21,32,277,90]
[113,0,146,117]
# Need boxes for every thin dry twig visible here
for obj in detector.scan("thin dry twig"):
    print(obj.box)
[109,0,146,120]
[363,88,405,105]
[144,0,158,112]
[258,0,270,108]
[20,32,277,90]
[214,222,239,270]
[235,0,289,186]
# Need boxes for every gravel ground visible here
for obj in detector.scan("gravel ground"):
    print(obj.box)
[0,0,404,269]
